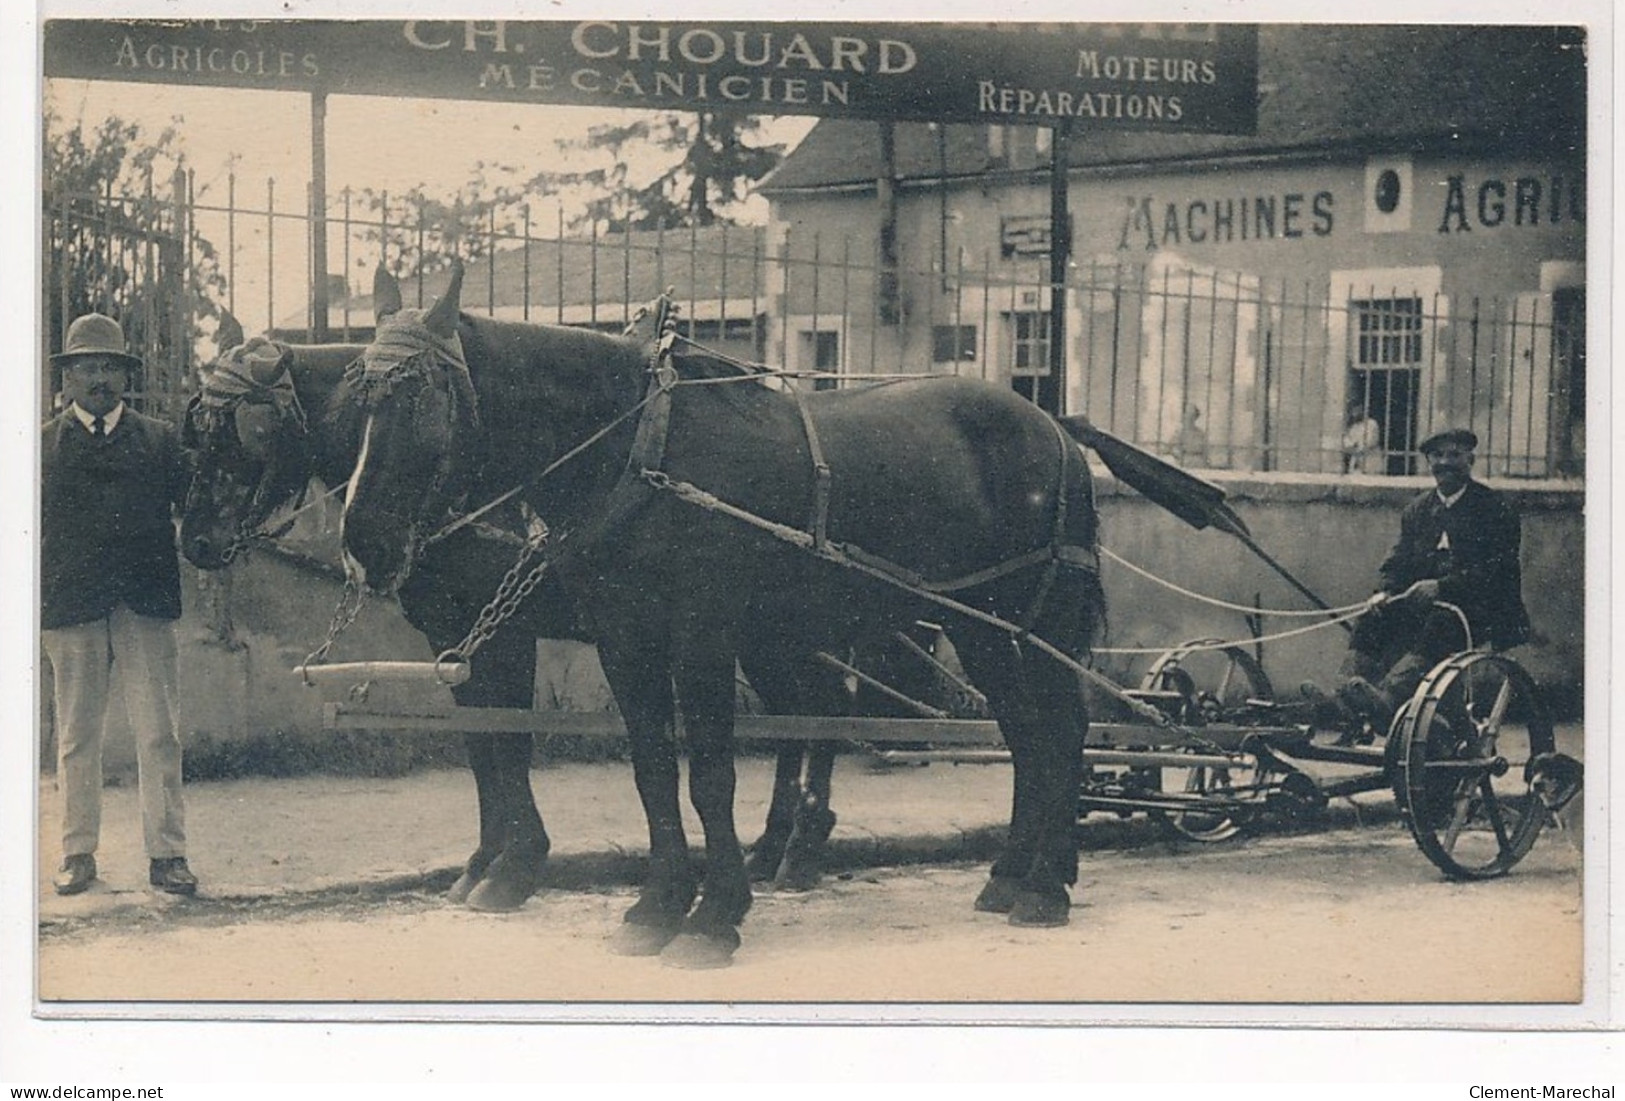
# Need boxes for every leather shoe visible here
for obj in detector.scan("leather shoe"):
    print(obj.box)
[149,857,198,896]
[54,854,97,895]
[1337,676,1395,726]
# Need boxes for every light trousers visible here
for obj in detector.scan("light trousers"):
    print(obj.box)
[42,605,186,859]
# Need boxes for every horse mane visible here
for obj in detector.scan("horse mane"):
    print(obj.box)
[453,312,650,434]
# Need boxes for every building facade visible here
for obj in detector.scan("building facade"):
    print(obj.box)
[759,24,1587,478]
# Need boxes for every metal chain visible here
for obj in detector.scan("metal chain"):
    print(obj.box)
[221,481,348,564]
[302,575,366,675]
[439,522,554,666]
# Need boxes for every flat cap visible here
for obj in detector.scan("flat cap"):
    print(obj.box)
[1418,427,1478,455]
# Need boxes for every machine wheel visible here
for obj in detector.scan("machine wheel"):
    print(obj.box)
[1393,652,1556,880]
[1142,642,1276,843]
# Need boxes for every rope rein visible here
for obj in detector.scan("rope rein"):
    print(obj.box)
[1100,545,1368,619]
[1093,606,1369,656]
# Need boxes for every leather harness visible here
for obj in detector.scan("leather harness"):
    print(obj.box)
[608,295,1100,636]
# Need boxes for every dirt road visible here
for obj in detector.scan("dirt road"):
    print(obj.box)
[38,819,1583,1008]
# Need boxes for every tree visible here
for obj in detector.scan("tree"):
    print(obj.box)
[350,110,788,280]
[42,106,226,415]
[350,160,531,282]
[541,112,786,233]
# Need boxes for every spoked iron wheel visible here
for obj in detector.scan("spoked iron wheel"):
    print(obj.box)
[1394,652,1556,880]
[1142,642,1277,843]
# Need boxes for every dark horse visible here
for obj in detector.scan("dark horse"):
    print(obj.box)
[338,263,1106,968]
[178,301,931,910]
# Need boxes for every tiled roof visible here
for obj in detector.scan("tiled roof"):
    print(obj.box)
[760,24,1587,193]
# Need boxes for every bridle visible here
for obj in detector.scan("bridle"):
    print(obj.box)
[345,314,482,574]
[183,349,320,564]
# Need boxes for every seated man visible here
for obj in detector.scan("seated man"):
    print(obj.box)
[1334,427,1531,731]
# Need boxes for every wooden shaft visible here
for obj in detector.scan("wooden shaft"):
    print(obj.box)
[298,660,471,687]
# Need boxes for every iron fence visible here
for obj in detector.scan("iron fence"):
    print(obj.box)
[42,169,197,425]
[46,176,1586,481]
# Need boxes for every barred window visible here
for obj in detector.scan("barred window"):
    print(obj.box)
[1006,311,1051,375]
[1355,297,1423,365]
[932,324,977,364]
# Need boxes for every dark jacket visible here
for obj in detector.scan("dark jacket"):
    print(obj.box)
[1377,479,1531,649]
[41,407,188,630]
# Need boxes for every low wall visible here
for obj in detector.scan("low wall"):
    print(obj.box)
[1087,473,1584,710]
[39,473,1584,778]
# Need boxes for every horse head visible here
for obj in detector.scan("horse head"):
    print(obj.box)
[339,259,481,595]
[180,323,317,569]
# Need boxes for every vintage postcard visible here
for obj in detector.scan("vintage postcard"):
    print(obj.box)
[5,0,1615,1086]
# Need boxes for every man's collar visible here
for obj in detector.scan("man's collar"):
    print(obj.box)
[70,401,125,434]
[1436,483,1468,508]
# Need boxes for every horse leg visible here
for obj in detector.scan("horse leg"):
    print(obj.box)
[662,643,752,969]
[1001,645,1086,926]
[745,743,804,883]
[952,630,1056,919]
[776,739,839,892]
[449,732,502,905]
[737,648,846,891]
[597,633,696,957]
[447,634,550,913]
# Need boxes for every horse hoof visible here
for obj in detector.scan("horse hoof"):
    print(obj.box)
[1008,889,1072,928]
[608,922,680,957]
[466,873,537,913]
[660,931,740,970]
[772,860,822,893]
[446,870,480,905]
[745,848,785,884]
[973,876,1021,914]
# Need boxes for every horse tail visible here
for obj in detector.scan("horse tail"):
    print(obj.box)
[1062,435,1108,658]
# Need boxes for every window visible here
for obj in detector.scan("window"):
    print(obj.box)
[932,324,977,365]
[1007,311,1050,374]
[1005,311,1057,413]
[1349,297,1424,474]
[798,329,841,391]
[1356,297,1422,365]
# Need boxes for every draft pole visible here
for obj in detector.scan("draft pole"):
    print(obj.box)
[1048,120,1072,415]
[309,89,330,342]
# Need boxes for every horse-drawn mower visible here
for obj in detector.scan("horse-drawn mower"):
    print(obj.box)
[188,284,1579,895]
[299,290,1579,887]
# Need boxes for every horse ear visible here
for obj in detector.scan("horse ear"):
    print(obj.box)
[424,258,463,338]
[216,310,245,352]
[246,341,289,387]
[374,264,403,321]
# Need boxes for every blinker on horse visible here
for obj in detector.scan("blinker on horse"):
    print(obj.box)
[340,261,1107,968]
[339,274,483,595]
[181,292,890,912]
[180,315,570,914]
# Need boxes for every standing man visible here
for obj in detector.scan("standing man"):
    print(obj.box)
[41,313,196,896]
[1335,427,1531,730]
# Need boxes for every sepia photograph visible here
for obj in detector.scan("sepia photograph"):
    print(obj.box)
[5,0,1615,1080]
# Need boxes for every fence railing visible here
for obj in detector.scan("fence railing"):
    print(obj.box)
[41,174,194,425]
[46,176,1586,481]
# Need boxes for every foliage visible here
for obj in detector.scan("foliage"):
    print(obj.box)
[348,111,786,279]
[42,106,228,392]
[349,161,531,282]
[540,112,787,233]
[42,109,227,422]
